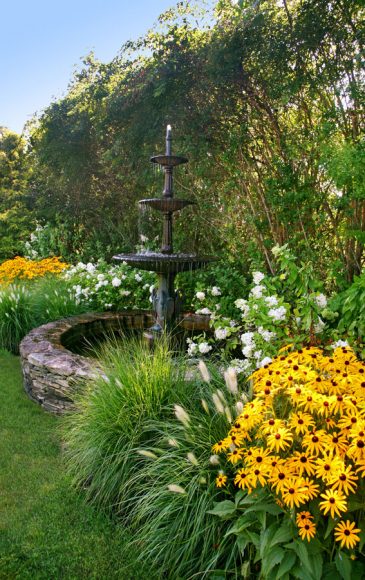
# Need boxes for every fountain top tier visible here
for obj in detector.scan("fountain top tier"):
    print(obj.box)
[114,125,217,273]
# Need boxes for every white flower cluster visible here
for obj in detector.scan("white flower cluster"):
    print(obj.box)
[250,285,264,299]
[63,260,154,311]
[252,271,265,285]
[214,327,228,340]
[234,298,250,317]
[314,293,327,309]
[267,306,287,321]
[186,338,212,356]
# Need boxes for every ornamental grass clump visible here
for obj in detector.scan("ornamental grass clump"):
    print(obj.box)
[0,285,34,353]
[210,345,365,578]
[126,361,245,579]
[62,336,189,512]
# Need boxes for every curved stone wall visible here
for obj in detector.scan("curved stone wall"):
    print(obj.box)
[19,310,210,414]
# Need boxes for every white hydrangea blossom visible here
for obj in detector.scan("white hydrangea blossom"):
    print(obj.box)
[198,342,212,354]
[241,331,255,346]
[187,338,198,356]
[265,295,278,307]
[235,298,250,317]
[112,277,121,287]
[268,306,287,321]
[257,326,276,342]
[250,285,264,299]
[229,358,251,374]
[186,338,198,356]
[314,293,327,309]
[211,286,222,296]
[196,307,212,315]
[135,273,143,282]
[252,271,265,285]
[214,327,228,340]
[196,291,206,301]
[331,339,349,348]
[242,345,254,358]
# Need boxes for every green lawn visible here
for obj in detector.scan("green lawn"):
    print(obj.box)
[0,351,152,579]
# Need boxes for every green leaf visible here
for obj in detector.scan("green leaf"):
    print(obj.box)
[324,517,337,539]
[262,547,284,576]
[207,500,236,518]
[275,550,297,578]
[271,521,293,547]
[225,516,253,536]
[244,502,283,516]
[335,550,352,580]
[286,540,313,575]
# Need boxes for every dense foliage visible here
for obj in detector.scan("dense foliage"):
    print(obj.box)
[1,0,360,283]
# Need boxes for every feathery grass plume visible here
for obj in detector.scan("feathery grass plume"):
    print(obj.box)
[216,388,228,406]
[224,367,238,394]
[236,401,244,413]
[174,404,190,426]
[167,484,186,494]
[213,392,225,413]
[136,450,158,459]
[168,438,178,447]
[187,452,199,466]
[225,406,232,423]
[201,398,210,414]
[198,359,211,382]
[209,454,220,465]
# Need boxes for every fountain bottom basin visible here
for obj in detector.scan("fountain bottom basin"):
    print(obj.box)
[19,310,211,414]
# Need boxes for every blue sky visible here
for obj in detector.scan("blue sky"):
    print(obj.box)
[0,0,175,133]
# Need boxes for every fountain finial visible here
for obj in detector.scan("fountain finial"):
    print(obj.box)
[166,124,172,156]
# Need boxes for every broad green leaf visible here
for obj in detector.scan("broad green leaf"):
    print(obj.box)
[275,550,296,578]
[207,500,236,518]
[271,521,293,547]
[262,547,284,576]
[335,551,352,580]
[225,516,253,536]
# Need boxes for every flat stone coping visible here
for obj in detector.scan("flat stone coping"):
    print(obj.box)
[19,310,210,414]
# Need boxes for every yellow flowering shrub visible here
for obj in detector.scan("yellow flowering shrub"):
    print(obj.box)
[0,256,68,285]
[211,345,365,575]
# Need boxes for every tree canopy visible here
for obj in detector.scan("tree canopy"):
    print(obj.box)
[2,0,364,282]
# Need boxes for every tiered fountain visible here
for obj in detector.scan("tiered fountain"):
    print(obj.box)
[113,125,217,337]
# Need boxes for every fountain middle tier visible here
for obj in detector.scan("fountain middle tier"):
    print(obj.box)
[113,252,217,274]
[139,198,194,213]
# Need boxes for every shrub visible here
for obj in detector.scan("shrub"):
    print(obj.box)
[187,245,340,374]
[333,272,365,345]
[62,336,189,512]
[209,344,365,578]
